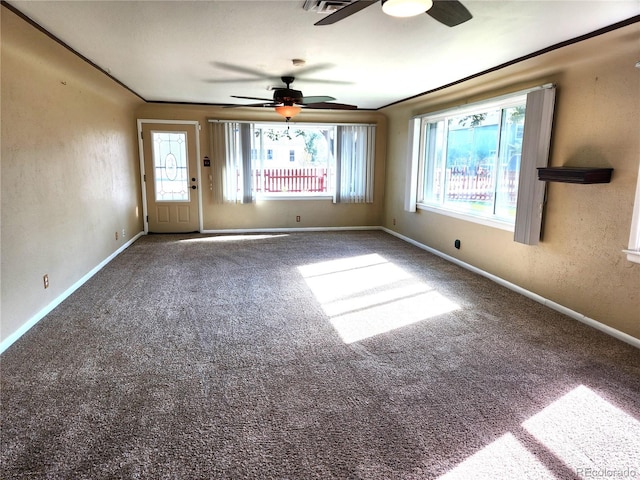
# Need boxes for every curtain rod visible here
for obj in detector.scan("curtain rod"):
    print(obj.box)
[413,83,556,120]
[207,119,376,127]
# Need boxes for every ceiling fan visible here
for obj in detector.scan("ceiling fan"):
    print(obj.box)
[314,0,472,27]
[229,76,357,121]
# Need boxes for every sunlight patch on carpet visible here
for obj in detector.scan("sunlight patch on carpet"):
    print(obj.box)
[438,433,555,480]
[179,234,289,243]
[298,254,460,343]
[440,385,640,479]
[522,385,640,479]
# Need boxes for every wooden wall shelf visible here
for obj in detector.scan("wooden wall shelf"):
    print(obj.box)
[537,167,613,184]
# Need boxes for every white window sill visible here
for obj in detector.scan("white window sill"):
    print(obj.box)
[417,203,515,232]
[256,194,333,201]
[623,249,640,264]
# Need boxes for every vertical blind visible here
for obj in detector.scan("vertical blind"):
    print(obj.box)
[513,87,556,245]
[335,125,376,204]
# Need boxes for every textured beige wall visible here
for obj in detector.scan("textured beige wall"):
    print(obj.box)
[135,104,387,230]
[1,9,144,343]
[382,23,640,339]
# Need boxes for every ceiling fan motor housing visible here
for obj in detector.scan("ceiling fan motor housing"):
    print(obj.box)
[273,88,303,105]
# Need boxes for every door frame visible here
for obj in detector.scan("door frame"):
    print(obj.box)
[137,119,203,234]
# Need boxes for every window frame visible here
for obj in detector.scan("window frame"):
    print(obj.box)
[251,122,337,200]
[414,94,528,231]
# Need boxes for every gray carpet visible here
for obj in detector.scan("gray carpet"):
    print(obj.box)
[1,231,639,479]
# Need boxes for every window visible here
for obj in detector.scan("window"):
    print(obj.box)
[406,86,556,244]
[211,120,375,204]
[151,131,189,202]
[253,123,335,197]
[416,96,527,225]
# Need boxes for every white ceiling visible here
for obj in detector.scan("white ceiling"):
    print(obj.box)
[7,1,640,109]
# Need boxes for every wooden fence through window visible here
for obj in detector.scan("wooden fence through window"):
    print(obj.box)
[241,168,328,193]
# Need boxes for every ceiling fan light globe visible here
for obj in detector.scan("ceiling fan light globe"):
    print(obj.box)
[381,0,433,17]
[275,105,302,119]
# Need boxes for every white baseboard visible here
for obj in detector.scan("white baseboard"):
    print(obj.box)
[0,231,146,355]
[200,226,382,234]
[382,227,640,349]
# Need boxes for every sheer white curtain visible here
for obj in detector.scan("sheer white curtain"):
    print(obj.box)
[211,121,254,203]
[334,125,376,204]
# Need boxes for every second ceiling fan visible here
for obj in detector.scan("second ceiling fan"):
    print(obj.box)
[314,0,472,27]
[229,76,357,121]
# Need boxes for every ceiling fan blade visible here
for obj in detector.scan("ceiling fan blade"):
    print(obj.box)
[300,95,336,104]
[293,78,354,86]
[283,63,335,78]
[231,95,274,102]
[212,62,351,87]
[205,78,267,84]
[214,62,336,82]
[427,0,472,27]
[314,0,379,26]
[213,62,276,79]
[224,102,279,109]
[304,102,358,110]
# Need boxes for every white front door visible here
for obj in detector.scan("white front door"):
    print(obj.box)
[141,122,200,233]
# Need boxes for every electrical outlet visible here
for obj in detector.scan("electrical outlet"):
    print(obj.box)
[115,231,119,240]
[296,215,301,222]
[393,218,396,225]
[122,229,126,238]
[43,274,49,289]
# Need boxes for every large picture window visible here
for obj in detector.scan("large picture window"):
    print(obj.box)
[417,95,526,226]
[251,124,335,196]
[211,120,375,204]
[406,86,556,244]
